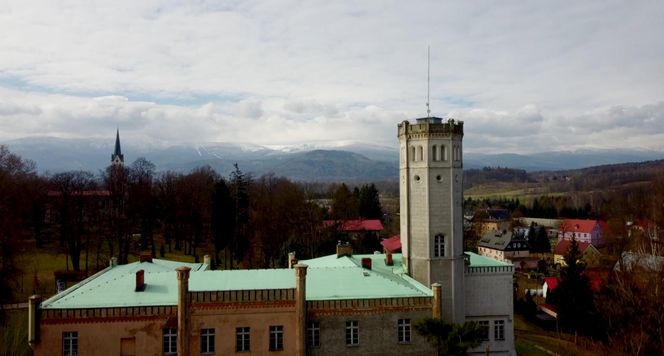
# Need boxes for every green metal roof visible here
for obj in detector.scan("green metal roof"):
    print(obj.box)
[465,251,513,267]
[41,259,205,309]
[189,269,295,291]
[300,253,432,300]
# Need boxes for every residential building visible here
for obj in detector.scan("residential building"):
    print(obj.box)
[558,219,604,246]
[553,239,601,268]
[477,230,530,267]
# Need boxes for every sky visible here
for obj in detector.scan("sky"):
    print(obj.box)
[0,1,663,154]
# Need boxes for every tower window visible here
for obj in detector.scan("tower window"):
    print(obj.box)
[411,146,416,161]
[441,145,447,161]
[432,145,438,161]
[418,146,423,161]
[434,234,445,257]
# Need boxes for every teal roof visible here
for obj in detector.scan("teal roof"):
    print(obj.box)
[465,251,513,267]
[41,259,205,309]
[189,269,295,291]
[300,253,432,300]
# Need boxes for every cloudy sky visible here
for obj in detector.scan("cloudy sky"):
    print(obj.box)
[1,1,663,153]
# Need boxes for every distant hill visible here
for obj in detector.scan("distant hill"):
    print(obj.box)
[3,136,663,182]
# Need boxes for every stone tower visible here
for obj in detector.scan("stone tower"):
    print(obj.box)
[111,129,124,167]
[398,117,465,323]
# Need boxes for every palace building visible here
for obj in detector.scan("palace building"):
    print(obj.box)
[28,118,515,355]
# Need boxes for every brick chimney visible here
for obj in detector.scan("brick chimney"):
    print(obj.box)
[28,295,41,348]
[109,256,118,267]
[203,255,211,270]
[385,251,394,266]
[336,241,353,258]
[139,252,153,263]
[432,283,442,319]
[135,269,145,292]
[361,257,372,270]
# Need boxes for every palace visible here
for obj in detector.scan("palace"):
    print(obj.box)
[28,118,515,355]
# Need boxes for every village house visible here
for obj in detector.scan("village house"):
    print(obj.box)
[553,239,601,268]
[558,219,604,246]
[477,230,530,268]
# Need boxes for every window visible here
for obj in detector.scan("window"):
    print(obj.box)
[434,234,445,257]
[418,146,423,161]
[411,146,416,161]
[201,328,215,354]
[494,320,505,341]
[397,319,411,343]
[432,145,438,161]
[345,321,359,346]
[269,325,284,351]
[478,321,490,341]
[63,331,78,356]
[236,327,250,352]
[163,328,177,355]
[307,321,320,348]
[441,145,447,161]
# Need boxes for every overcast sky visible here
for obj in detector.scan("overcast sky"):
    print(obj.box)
[1,1,663,153]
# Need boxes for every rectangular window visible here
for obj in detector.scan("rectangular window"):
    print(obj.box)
[163,328,177,355]
[397,319,411,343]
[269,325,284,351]
[346,321,359,346]
[201,328,215,354]
[434,234,445,257]
[307,321,320,348]
[63,331,78,356]
[493,320,505,341]
[478,320,490,341]
[236,327,250,352]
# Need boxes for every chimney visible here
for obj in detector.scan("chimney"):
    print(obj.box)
[336,241,353,258]
[288,252,298,269]
[361,257,372,270]
[385,251,394,266]
[294,264,308,356]
[109,256,118,267]
[203,255,211,270]
[432,283,442,319]
[135,270,145,291]
[139,252,153,263]
[176,266,191,356]
[28,295,41,348]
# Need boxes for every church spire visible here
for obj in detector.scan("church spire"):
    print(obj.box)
[111,128,124,166]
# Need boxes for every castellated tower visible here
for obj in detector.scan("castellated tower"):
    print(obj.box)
[398,116,465,323]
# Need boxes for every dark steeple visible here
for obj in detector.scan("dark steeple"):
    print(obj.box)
[111,129,124,166]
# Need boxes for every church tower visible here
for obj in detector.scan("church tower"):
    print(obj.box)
[398,117,465,323]
[111,129,124,167]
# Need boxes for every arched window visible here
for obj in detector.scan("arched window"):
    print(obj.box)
[418,146,423,161]
[441,145,447,161]
[432,145,438,161]
[434,234,445,257]
[411,146,416,161]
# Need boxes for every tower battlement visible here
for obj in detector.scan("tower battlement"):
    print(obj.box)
[398,117,464,138]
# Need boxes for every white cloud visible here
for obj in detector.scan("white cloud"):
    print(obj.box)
[0,1,662,153]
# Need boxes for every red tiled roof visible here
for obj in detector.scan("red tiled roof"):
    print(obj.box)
[323,219,384,232]
[559,219,601,234]
[553,239,593,255]
[381,235,402,252]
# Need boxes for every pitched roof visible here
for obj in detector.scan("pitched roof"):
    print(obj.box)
[477,230,529,251]
[559,219,600,234]
[323,219,384,232]
[381,235,402,252]
[553,239,594,255]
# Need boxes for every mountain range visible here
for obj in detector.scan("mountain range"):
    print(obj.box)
[3,137,663,181]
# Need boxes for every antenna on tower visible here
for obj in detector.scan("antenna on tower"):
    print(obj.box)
[426,46,431,118]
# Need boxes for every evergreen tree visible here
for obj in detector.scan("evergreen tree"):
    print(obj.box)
[211,178,234,268]
[549,237,600,336]
[358,184,383,219]
[414,318,485,356]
